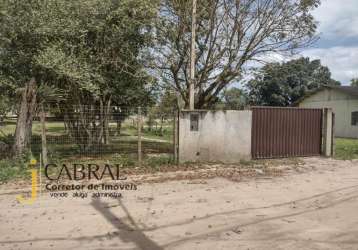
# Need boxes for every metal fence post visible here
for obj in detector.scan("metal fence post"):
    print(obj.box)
[137,107,142,166]
[40,104,48,166]
[173,109,179,164]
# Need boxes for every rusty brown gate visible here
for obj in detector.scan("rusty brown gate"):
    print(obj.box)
[251,107,323,159]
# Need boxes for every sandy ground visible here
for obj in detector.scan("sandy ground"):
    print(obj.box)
[0,157,358,250]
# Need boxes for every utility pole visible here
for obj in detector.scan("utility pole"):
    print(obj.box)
[189,0,197,110]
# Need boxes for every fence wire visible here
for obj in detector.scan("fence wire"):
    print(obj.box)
[0,106,178,166]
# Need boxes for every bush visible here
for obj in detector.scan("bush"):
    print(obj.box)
[0,159,30,183]
[112,154,136,167]
[146,155,174,168]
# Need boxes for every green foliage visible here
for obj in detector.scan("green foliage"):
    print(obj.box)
[146,89,176,135]
[0,0,159,154]
[146,155,174,168]
[0,158,30,183]
[0,95,11,122]
[112,154,136,167]
[155,89,177,119]
[218,88,247,110]
[247,57,340,106]
[0,0,159,108]
[350,78,358,87]
[152,0,321,108]
[335,138,358,160]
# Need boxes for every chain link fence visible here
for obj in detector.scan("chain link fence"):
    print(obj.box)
[0,106,178,166]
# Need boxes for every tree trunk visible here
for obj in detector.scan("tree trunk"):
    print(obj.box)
[40,104,48,166]
[148,120,152,132]
[116,121,122,136]
[159,116,164,136]
[64,113,69,133]
[13,78,37,156]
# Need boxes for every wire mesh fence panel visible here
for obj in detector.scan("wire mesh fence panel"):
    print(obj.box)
[0,105,177,165]
[0,117,15,159]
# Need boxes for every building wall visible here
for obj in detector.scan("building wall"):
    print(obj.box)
[299,89,358,138]
[178,110,252,163]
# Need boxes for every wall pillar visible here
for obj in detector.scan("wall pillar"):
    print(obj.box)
[322,108,334,157]
[178,110,252,163]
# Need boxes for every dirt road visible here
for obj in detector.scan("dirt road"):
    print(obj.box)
[0,157,358,250]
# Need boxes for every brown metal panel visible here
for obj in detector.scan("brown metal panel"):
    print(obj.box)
[251,107,323,159]
[251,108,257,158]
[302,109,307,155]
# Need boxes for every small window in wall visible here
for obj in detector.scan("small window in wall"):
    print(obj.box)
[190,114,199,131]
[352,111,358,126]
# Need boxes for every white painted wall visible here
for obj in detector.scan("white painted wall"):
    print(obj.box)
[299,89,358,138]
[179,110,252,163]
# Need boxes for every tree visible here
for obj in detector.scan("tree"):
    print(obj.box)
[146,89,177,135]
[351,78,358,87]
[0,0,158,155]
[149,0,321,108]
[0,0,70,155]
[37,85,65,166]
[52,0,158,149]
[247,57,340,106]
[0,95,11,125]
[219,87,247,110]
[157,89,177,135]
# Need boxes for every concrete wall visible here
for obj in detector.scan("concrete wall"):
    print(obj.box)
[299,89,358,138]
[178,110,252,163]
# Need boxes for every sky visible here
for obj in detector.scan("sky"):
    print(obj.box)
[302,0,358,85]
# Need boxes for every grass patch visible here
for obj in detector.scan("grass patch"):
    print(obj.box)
[142,127,173,141]
[335,138,358,160]
[145,155,175,168]
[12,121,173,162]
[122,125,173,142]
[0,123,16,136]
[0,159,30,183]
[0,119,175,182]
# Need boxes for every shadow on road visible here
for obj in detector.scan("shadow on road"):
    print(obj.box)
[91,198,163,250]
